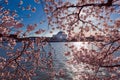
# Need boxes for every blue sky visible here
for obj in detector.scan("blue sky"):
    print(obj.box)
[0,0,55,37]
[1,0,46,24]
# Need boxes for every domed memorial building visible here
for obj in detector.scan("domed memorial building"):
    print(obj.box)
[51,31,67,42]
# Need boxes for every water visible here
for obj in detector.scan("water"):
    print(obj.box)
[41,42,97,80]
[0,42,119,80]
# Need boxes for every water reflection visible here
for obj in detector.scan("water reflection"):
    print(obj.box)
[46,42,95,80]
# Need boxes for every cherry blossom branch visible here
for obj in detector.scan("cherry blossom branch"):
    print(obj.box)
[100,64,120,68]
[78,18,106,34]
[15,60,27,73]
[54,0,118,12]
[99,44,120,67]
[103,38,120,58]
[108,45,120,55]
[2,41,30,71]
[14,41,30,60]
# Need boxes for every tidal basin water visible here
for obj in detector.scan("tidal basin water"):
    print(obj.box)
[37,42,98,80]
[0,42,119,80]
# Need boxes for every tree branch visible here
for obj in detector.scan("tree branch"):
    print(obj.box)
[100,64,120,68]
[54,0,117,12]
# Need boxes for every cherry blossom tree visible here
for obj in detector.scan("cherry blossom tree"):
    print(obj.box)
[0,0,56,80]
[44,0,120,79]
